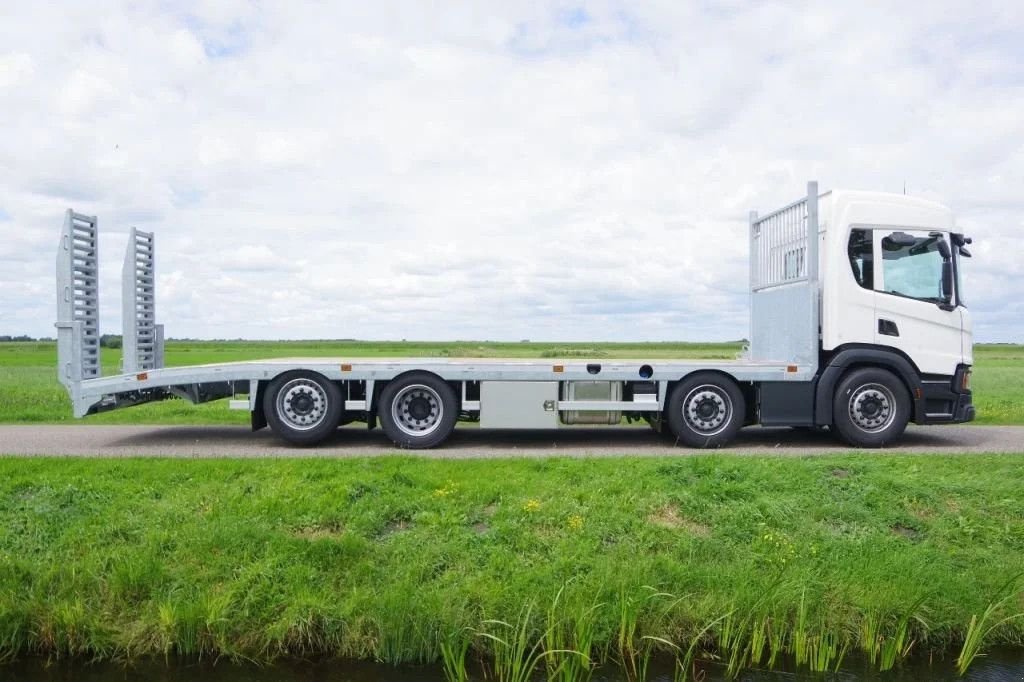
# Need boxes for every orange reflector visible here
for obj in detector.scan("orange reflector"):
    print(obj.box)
[340,364,352,372]
[786,365,798,373]
[915,388,923,399]
[553,365,564,373]
[136,372,148,381]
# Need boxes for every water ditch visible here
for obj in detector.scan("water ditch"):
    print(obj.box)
[4,648,1024,682]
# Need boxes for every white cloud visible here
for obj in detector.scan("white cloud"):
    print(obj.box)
[0,1,1022,343]
[0,52,34,88]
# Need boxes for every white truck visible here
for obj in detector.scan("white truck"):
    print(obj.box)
[56,182,975,449]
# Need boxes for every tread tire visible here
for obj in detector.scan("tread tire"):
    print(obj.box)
[832,367,910,448]
[378,372,457,449]
[264,370,343,446]
[666,372,745,448]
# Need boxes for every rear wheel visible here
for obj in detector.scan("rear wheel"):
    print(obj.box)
[378,372,457,449]
[666,373,745,448]
[264,370,343,446]
[831,368,910,448]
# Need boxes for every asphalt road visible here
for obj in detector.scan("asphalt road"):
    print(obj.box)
[0,424,1021,458]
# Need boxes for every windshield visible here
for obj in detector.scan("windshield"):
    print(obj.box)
[880,233,951,304]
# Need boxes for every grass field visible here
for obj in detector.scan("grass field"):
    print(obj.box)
[0,455,1022,674]
[0,340,1021,425]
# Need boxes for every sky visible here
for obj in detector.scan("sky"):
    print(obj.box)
[0,1,1021,342]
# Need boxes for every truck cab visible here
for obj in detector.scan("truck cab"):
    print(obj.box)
[821,190,972,375]
[748,184,974,447]
[816,190,975,435]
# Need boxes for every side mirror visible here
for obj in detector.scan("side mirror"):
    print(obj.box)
[953,232,973,257]
[936,239,951,260]
[941,261,955,309]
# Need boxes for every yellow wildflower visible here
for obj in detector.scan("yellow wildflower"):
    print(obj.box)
[433,480,458,498]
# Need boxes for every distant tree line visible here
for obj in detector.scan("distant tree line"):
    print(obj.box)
[0,335,55,342]
[0,334,123,346]
[0,335,119,344]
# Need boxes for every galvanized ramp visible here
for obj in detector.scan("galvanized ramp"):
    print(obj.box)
[57,212,179,417]
[122,226,164,373]
[56,210,101,388]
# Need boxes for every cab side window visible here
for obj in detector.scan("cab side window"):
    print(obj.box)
[848,229,873,290]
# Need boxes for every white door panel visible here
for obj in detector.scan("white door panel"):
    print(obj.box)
[830,227,876,347]
[873,293,963,375]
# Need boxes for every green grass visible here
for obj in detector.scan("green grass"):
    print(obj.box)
[0,454,1022,673]
[0,340,1021,425]
[970,344,1024,425]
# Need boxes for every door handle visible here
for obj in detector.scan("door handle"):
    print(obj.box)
[878,319,900,337]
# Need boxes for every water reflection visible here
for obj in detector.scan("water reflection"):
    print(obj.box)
[4,648,1024,682]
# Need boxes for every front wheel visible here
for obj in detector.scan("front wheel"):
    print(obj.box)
[378,372,458,449]
[666,373,745,448]
[831,368,910,448]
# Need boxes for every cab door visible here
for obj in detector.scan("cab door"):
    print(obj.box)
[871,229,963,376]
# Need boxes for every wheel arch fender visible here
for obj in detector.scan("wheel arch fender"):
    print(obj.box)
[815,345,923,426]
[266,367,339,385]
[383,368,447,384]
[251,379,268,431]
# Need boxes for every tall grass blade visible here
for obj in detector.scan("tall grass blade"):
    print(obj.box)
[478,603,584,682]
[440,627,472,682]
[544,585,601,682]
[956,573,1024,676]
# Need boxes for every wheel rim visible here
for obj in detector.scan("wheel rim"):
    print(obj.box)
[275,378,329,431]
[848,383,896,433]
[682,384,733,436]
[391,384,444,437]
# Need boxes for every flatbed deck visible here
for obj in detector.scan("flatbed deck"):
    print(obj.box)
[70,356,811,418]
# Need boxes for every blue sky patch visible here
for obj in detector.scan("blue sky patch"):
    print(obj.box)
[201,24,249,59]
[558,7,591,29]
[180,13,250,59]
[172,187,205,208]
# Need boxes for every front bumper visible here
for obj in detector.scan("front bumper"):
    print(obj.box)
[956,395,976,423]
[917,364,975,424]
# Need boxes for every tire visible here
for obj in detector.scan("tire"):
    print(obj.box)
[832,367,910,448]
[666,373,745,448]
[264,370,343,446]
[378,372,457,449]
